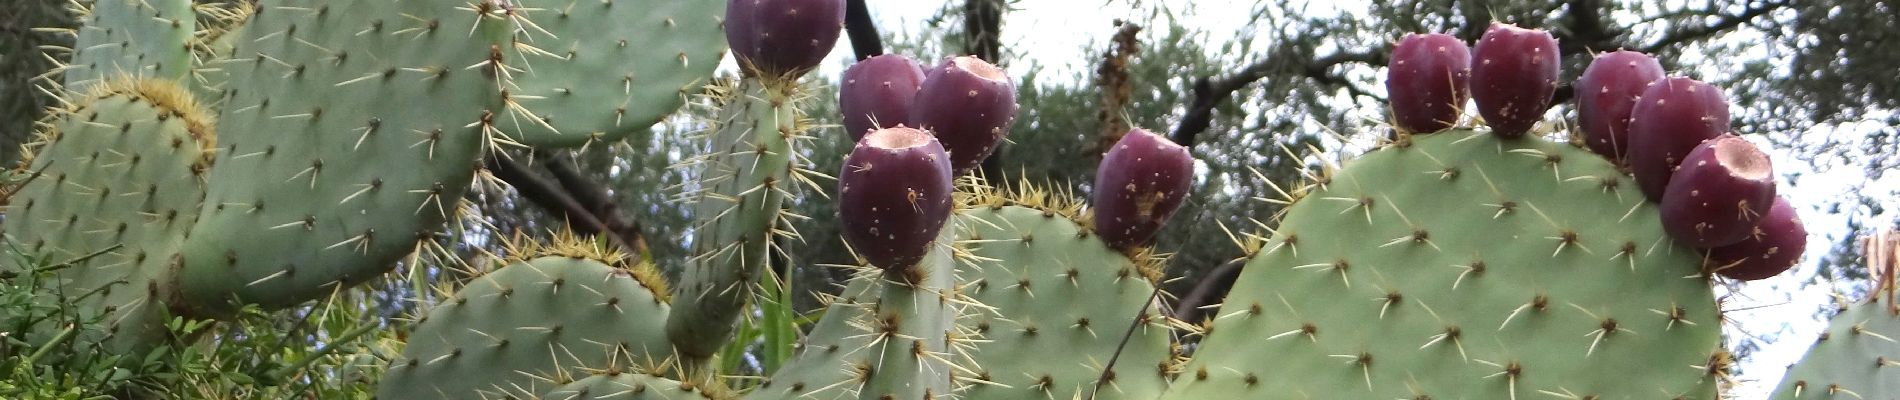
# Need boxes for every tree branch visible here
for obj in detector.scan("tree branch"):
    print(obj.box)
[1170,0,1790,148]
[483,155,638,253]
[541,154,650,255]
[1171,49,1385,146]
[844,0,883,60]
[1638,0,1790,54]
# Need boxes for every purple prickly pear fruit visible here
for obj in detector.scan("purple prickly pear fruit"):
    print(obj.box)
[1628,77,1730,201]
[841,54,926,142]
[1092,128,1194,251]
[1576,50,1665,162]
[1469,23,1559,138]
[1659,135,1776,248]
[725,0,845,78]
[1386,33,1471,134]
[1708,196,1806,281]
[908,56,1017,175]
[838,127,955,270]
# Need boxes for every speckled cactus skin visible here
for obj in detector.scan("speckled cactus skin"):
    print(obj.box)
[379,255,675,400]
[1162,131,1725,399]
[2,78,212,355]
[18,4,1843,398]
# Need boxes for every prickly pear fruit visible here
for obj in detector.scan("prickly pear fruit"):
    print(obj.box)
[1093,128,1194,250]
[1386,33,1471,134]
[1629,77,1730,201]
[908,56,1017,175]
[1708,196,1805,281]
[839,127,955,270]
[841,54,926,141]
[1470,23,1559,137]
[1577,50,1665,162]
[1660,135,1775,248]
[724,0,845,78]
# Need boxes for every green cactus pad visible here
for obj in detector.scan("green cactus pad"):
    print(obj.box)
[65,0,194,87]
[666,79,802,365]
[849,229,957,400]
[497,0,726,147]
[380,255,675,400]
[542,372,726,400]
[746,272,878,399]
[1772,298,1900,399]
[173,0,510,315]
[957,205,1177,400]
[747,228,957,400]
[1164,131,1725,399]
[3,78,212,354]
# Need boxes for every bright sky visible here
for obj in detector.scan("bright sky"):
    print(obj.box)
[737,2,1893,398]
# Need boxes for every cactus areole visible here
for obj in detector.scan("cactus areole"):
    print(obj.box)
[1093,128,1194,250]
[1386,33,1471,135]
[839,127,955,271]
[1469,23,1559,138]
[1628,77,1731,201]
[841,54,927,141]
[1576,50,1665,162]
[1660,135,1776,248]
[909,56,1018,175]
[724,0,845,78]
[1708,196,1806,281]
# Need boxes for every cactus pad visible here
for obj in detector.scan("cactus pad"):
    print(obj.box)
[3,78,211,354]
[749,226,959,400]
[1164,131,1725,399]
[1771,299,1900,399]
[957,204,1177,400]
[542,372,726,400]
[666,78,803,364]
[498,0,725,147]
[380,254,675,400]
[64,0,194,87]
[174,0,510,315]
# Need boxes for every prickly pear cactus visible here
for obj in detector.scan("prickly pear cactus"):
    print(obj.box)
[745,272,879,399]
[2,78,212,354]
[173,0,511,315]
[380,244,675,400]
[64,0,194,86]
[496,0,726,147]
[957,201,1178,400]
[666,78,805,366]
[1773,234,1899,400]
[1772,298,1900,399]
[1164,131,1725,399]
[542,372,727,400]
[746,226,959,400]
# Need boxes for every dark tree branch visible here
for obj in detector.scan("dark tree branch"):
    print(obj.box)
[1170,260,1244,325]
[962,0,1004,62]
[1170,0,1790,148]
[1637,0,1790,55]
[483,155,638,253]
[541,153,650,255]
[844,0,883,60]
[964,0,1006,182]
[1171,50,1385,146]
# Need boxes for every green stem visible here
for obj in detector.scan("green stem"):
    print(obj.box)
[24,324,76,365]
[266,322,380,382]
[31,244,124,275]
